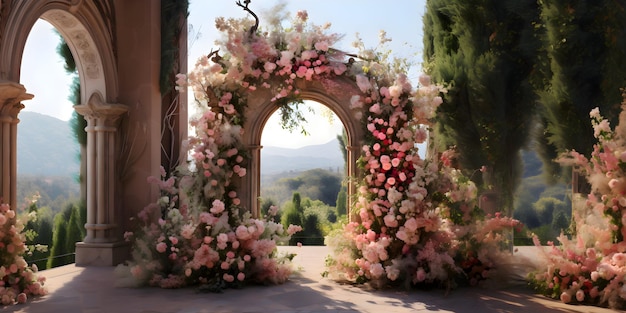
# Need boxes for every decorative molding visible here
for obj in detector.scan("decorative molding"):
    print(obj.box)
[0,80,33,118]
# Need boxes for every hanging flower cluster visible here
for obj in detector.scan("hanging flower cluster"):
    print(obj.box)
[529,99,626,309]
[0,203,47,305]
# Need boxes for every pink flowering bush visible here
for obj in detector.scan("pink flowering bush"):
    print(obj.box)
[324,34,521,289]
[0,203,47,305]
[529,99,626,309]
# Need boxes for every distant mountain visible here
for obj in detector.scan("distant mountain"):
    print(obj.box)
[261,138,345,175]
[17,111,79,177]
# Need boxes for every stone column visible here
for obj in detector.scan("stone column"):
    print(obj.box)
[245,144,262,218]
[347,145,361,222]
[0,81,33,210]
[74,92,129,266]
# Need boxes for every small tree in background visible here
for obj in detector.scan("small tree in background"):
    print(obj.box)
[47,203,83,268]
[22,196,53,270]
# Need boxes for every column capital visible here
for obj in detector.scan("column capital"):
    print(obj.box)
[0,80,33,119]
[74,92,127,124]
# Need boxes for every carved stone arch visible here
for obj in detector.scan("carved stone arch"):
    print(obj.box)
[1,0,118,101]
[241,76,365,218]
[0,1,127,265]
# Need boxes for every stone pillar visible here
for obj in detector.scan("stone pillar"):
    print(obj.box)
[0,81,33,209]
[74,92,129,266]
[347,145,361,222]
[245,144,262,218]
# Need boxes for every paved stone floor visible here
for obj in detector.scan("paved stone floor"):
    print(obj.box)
[1,246,622,313]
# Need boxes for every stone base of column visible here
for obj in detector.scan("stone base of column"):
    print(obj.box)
[75,241,130,266]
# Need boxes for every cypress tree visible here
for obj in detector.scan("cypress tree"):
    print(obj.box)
[535,0,626,188]
[423,0,540,215]
[47,213,69,268]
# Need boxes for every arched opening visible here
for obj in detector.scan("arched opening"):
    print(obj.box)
[1,2,128,265]
[240,77,366,219]
[259,100,347,245]
[18,18,82,270]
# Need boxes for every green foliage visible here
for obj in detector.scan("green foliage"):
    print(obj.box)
[47,202,84,268]
[301,213,324,245]
[262,168,342,206]
[423,0,540,214]
[292,192,302,214]
[534,0,626,179]
[335,186,347,216]
[160,0,189,94]
[551,210,570,233]
[337,129,348,166]
[23,202,53,270]
[280,193,337,246]
[47,212,69,268]
[533,197,567,226]
[17,178,80,213]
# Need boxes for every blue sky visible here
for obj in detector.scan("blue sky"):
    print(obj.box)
[20,1,426,148]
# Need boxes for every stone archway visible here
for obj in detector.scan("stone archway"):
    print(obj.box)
[240,76,365,218]
[0,1,131,265]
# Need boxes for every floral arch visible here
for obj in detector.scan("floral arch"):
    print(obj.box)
[241,76,366,217]
[113,6,520,293]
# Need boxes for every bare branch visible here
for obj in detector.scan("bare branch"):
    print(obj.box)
[235,0,259,37]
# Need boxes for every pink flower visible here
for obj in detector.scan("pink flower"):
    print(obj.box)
[416,267,426,282]
[383,214,398,228]
[237,272,246,281]
[314,41,329,51]
[369,263,385,278]
[156,242,167,253]
[356,74,371,93]
[16,293,27,304]
[287,224,302,235]
[210,200,226,214]
[236,225,251,240]
[264,62,277,73]
[221,262,230,270]
[223,274,234,283]
[560,291,572,303]
[575,289,585,302]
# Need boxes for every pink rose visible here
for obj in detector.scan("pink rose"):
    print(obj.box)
[17,293,27,304]
[560,292,572,303]
[156,242,167,253]
[416,267,426,282]
[223,273,234,283]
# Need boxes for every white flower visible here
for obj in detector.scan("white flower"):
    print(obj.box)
[355,74,371,93]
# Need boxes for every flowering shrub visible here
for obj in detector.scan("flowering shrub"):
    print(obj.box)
[323,24,521,289]
[0,203,47,305]
[116,167,301,290]
[528,100,626,309]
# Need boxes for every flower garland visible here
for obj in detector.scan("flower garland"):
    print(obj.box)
[528,98,626,309]
[0,203,47,305]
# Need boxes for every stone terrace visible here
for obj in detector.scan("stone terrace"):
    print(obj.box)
[3,246,620,313]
